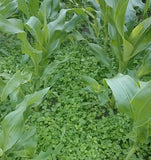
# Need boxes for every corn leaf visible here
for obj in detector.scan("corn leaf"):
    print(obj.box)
[144,0,151,16]
[105,74,139,117]
[114,0,129,37]
[13,127,37,158]
[82,75,101,94]
[0,87,49,152]
[28,0,39,17]
[17,0,30,18]
[126,0,144,23]
[47,9,79,53]
[25,16,44,46]
[41,58,68,81]
[0,0,17,18]
[0,78,5,94]
[32,149,52,160]
[137,51,151,78]
[125,17,151,61]
[108,23,122,61]
[131,81,151,127]
[88,43,111,67]
[1,71,32,101]
[18,32,42,73]
[0,15,24,34]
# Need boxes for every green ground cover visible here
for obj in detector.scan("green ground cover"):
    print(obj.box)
[0,35,151,160]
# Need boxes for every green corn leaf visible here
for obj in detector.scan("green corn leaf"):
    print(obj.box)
[105,74,139,117]
[137,51,151,78]
[0,15,24,34]
[123,38,134,63]
[126,0,144,24]
[1,71,32,101]
[98,0,106,18]
[114,0,129,37]
[104,0,118,9]
[64,14,80,33]
[28,0,39,17]
[50,0,60,19]
[131,80,151,127]
[47,9,68,52]
[17,0,30,18]
[52,143,63,159]
[82,75,102,94]
[18,32,42,73]
[1,87,49,152]
[25,16,44,46]
[47,9,78,53]
[43,24,50,45]
[108,23,122,61]
[0,0,17,18]
[32,149,52,160]
[48,9,68,39]
[0,78,5,94]
[144,0,151,17]
[41,57,68,81]
[129,17,151,44]
[88,43,111,67]
[129,122,150,143]
[125,17,151,61]
[70,30,85,42]
[39,0,52,18]
[135,122,150,143]
[13,127,37,158]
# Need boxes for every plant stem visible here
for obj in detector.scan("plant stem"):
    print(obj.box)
[125,142,137,160]
[118,60,127,73]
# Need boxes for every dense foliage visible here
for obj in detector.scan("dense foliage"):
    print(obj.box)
[0,0,151,159]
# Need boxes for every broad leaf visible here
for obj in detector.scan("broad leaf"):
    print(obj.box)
[13,127,37,158]
[47,9,79,53]
[1,71,32,101]
[32,149,52,160]
[114,0,129,37]
[18,32,42,73]
[126,0,144,24]
[143,0,151,16]
[137,51,151,78]
[17,0,30,18]
[0,0,17,18]
[25,16,44,46]
[105,74,139,116]
[125,17,151,61]
[82,75,101,94]
[88,43,111,67]
[0,78,5,94]
[1,87,49,152]
[0,15,23,34]
[28,0,39,17]
[108,23,122,61]
[41,58,68,81]
[131,80,151,127]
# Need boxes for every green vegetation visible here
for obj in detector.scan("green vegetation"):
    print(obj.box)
[0,0,151,159]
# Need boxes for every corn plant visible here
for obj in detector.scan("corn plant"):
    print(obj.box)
[105,74,151,159]
[0,87,49,159]
[0,0,17,18]
[143,0,151,18]
[0,1,78,159]
[73,0,151,74]
[137,46,151,78]
[0,0,79,77]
